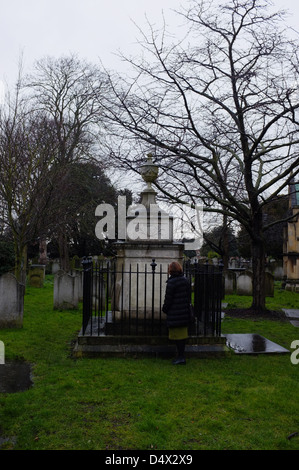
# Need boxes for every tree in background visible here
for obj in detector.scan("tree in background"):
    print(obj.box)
[237,195,289,260]
[0,91,59,282]
[201,225,238,261]
[0,239,15,276]
[45,161,129,270]
[26,54,106,165]
[0,55,112,278]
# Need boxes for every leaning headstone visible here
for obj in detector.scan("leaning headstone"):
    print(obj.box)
[0,273,25,328]
[28,265,45,288]
[236,271,253,295]
[53,271,79,310]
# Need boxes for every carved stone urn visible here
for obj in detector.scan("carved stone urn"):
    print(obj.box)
[139,153,159,188]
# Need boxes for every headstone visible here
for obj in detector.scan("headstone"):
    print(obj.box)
[78,271,83,302]
[265,271,274,297]
[273,265,283,280]
[70,255,81,271]
[224,270,236,294]
[53,271,79,310]
[236,271,253,295]
[0,273,25,328]
[28,265,45,288]
[51,260,60,275]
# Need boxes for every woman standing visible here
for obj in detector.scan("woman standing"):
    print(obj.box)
[162,261,191,365]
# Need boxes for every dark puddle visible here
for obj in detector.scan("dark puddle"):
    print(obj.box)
[0,361,33,393]
[225,334,289,354]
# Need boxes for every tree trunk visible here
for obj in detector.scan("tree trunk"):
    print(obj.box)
[38,238,48,265]
[251,226,266,312]
[58,232,70,272]
[14,242,27,285]
[222,214,229,270]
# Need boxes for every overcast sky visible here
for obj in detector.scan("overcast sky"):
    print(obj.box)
[0,0,183,89]
[0,0,298,93]
[0,0,298,197]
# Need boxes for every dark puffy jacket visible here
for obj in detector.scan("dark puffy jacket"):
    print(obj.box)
[162,274,191,328]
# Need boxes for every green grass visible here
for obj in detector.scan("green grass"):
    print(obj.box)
[0,277,299,450]
[225,281,299,311]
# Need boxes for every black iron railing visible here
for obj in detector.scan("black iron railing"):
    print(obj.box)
[184,261,224,337]
[81,257,224,337]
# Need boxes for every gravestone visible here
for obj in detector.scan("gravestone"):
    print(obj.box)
[225,334,289,354]
[265,271,274,297]
[236,271,253,295]
[0,273,25,328]
[53,271,79,310]
[70,255,81,271]
[224,270,236,294]
[77,271,83,302]
[226,270,273,296]
[28,265,45,288]
[51,259,60,275]
[273,265,283,280]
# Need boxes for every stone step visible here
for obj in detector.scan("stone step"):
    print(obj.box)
[73,340,228,358]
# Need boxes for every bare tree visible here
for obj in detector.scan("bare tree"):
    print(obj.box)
[0,55,108,279]
[0,89,59,282]
[26,54,106,165]
[24,54,108,268]
[102,0,299,311]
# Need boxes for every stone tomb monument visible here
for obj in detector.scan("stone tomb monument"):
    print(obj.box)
[74,155,229,357]
[112,155,184,321]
